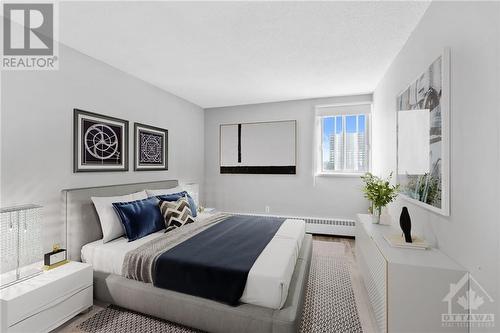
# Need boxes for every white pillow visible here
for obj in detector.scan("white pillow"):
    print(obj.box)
[92,190,148,243]
[146,186,183,197]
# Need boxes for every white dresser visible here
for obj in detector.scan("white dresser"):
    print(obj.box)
[356,214,467,333]
[0,261,93,333]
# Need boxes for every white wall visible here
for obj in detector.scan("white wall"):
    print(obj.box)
[372,2,500,327]
[0,44,205,252]
[204,94,372,220]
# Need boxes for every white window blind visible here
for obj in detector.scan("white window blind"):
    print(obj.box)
[315,103,371,117]
[315,103,371,174]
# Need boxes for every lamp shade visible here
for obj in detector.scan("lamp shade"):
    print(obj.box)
[0,204,43,288]
[182,183,199,207]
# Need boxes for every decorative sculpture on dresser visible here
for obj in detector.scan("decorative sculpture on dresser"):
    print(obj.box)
[400,207,412,243]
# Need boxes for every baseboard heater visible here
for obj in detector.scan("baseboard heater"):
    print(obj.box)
[228,212,356,237]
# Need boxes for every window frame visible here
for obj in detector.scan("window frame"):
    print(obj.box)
[315,105,372,177]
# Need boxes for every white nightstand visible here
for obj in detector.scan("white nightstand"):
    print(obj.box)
[0,261,93,333]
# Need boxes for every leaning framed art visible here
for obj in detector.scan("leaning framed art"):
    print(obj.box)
[134,123,168,171]
[73,109,129,172]
[396,49,450,216]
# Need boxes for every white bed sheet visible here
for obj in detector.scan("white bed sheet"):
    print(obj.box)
[81,215,305,309]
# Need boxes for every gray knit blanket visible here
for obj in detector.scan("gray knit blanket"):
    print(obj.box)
[122,212,230,283]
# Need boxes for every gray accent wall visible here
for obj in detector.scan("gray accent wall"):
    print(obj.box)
[372,2,500,328]
[0,44,205,252]
[204,94,372,220]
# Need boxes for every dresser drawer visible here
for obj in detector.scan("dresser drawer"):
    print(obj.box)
[8,285,92,333]
[2,262,93,327]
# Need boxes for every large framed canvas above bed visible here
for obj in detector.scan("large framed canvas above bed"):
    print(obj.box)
[62,180,311,333]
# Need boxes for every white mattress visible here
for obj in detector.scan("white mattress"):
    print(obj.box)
[82,214,305,309]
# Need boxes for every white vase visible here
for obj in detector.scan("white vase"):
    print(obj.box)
[372,206,381,224]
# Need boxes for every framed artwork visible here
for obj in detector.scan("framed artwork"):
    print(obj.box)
[134,123,168,171]
[219,120,296,174]
[73,109,128,172]
[396,49,450,216]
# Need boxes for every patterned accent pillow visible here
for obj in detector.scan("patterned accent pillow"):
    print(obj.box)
[159,197,195,232]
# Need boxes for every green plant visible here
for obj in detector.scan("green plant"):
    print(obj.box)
[361,172,399,215]
[404,173,440,206]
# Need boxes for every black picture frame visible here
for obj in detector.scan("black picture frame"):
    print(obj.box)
[73,109,129,172]
[134,122,168,171]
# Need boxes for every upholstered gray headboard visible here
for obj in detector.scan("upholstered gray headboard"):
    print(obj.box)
[62,180,178,261]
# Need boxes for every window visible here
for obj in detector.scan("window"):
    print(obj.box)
[315,103,370,175]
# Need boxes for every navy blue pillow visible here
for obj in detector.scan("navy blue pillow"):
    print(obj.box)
[156,191,197,217]
[112,197,164,242]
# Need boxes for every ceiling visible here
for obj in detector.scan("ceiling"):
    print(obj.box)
[59,1,430,108]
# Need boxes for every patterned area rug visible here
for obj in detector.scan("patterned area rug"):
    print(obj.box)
[77,240,363,333]
[77,305,202,333]
[299,241,363,333]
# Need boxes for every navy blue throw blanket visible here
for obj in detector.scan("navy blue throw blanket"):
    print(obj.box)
[153,215,285,305]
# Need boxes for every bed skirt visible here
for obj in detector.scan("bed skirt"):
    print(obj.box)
[93,234,312,333]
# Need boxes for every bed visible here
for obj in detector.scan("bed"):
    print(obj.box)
[63,180,312,333]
